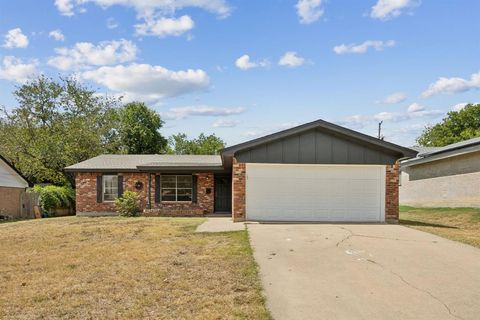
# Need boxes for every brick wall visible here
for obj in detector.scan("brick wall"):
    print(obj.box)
[0,186,24,218]
[232,159,246,222]
[385,162,400,222]
[147,173,214,216]
[75,172,214,216]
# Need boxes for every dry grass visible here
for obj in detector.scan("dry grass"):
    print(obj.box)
[400,206,480,248]
[0,217,271,320]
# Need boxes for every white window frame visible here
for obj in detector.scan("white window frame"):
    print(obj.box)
[161,175,193,202]
[103,175,119,202]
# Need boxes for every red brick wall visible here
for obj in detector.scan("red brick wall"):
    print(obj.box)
[0,186,24,218]
[232,159,246,222]
[148,173,214,215]
[385,162,400,222]
[75,172,214,215]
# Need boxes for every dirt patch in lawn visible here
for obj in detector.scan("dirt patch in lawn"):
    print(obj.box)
[0,217,271,320]
[400,206,480,248]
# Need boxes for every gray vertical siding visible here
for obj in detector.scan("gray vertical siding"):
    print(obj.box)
[235,128,398,165]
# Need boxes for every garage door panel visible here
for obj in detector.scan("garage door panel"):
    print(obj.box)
[246,164,385,222]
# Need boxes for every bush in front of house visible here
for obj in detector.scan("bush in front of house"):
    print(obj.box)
[115,191,140,217]
[30,185,75,216]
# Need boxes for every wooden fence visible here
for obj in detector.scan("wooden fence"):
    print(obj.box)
[20,191,39,219]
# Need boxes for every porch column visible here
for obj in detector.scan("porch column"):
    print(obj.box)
[146,173,152,209]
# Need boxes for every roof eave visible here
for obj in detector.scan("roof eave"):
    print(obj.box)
[65,166,226,173]
[401,144,480,167]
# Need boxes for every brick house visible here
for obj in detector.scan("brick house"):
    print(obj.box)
[0,155,30,218]
[65,119,416,222]
[400,137,480,208]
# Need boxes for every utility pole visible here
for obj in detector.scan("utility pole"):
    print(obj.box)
[378,121,383,140]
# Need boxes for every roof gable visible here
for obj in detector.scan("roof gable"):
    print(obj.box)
[0,155,29,188]
[222,119,417,160]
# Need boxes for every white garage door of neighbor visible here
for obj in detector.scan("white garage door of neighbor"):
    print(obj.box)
[246,164,386,222]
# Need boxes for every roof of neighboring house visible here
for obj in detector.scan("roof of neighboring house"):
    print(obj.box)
[402,137,480,167]
[0,154,30,187]
[65,154,224,172]
[410,146,443,155]
[222,118,417,158]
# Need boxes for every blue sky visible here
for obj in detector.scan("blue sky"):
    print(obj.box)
[0,0,479,147]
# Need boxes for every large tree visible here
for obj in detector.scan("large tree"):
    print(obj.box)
[0,76,121,185]
[416,103,480,147]
[168,133,226,155]
[118,102,168,154]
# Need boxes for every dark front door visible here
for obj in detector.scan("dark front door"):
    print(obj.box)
[214,176,232,213]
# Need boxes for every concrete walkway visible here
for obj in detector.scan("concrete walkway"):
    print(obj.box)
[196,217,245,232]
[248,223,480,320]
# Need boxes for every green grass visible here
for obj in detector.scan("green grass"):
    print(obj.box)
[0,217,271,320]
[400,206,480,248]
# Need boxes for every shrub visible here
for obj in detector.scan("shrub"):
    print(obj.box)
[115,191,140,217]
[29,185,75,216]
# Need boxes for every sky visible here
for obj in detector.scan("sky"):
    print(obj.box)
[0,0,479,147]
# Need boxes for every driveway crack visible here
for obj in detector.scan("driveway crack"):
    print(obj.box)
[336,227,463,320]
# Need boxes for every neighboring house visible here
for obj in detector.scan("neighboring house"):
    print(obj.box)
[65,119,416,222]
[0,155,30,218]
[400,137,480,208]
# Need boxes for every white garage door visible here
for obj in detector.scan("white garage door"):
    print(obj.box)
[246,164,386,222]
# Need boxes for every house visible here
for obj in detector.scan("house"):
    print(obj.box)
[65,119,416,222]
[400,137,480,208]
[0,155,30,218]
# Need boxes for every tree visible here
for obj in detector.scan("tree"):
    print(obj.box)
[118,102,167,154]
[168,133,226,155]
[416,103,480,147]
[0,75,121,185]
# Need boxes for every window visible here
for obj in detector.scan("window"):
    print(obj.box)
[161,175,193,202]
[103,175,119,201]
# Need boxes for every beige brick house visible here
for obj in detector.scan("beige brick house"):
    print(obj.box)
[66,119,416,222]
[400,137,480,208]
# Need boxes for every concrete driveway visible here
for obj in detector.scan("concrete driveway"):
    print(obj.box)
[248,223,480,320]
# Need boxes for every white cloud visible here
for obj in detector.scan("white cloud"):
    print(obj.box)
[55,0,231,17]
[106,17,119,29]
[3,28,29,48]
[235,54,269,70]
[422,71,480,97]
[406,102,425,113]
[55,0,75,16]
[212,119,240,128]
[452,102,479,112]
[339,103,442,128]
[278,51,305,67]
[49,29,65,41]
[379,92,407,104]
[54,0,230,37]
[81,63,210,101]
[162,106,245,120]
[135,15,194,37]
[243,122,300,139]
[296,0,324,24]
[48,39,138,71]
[370,0,419,20]
[0,56,38,83]
[333,40,395,54]
[374,103,441,122]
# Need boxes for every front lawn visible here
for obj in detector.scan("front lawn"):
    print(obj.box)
[0,217,271,320]
[400,206,480,248]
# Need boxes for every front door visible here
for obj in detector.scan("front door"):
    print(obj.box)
[214,176,232,213]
